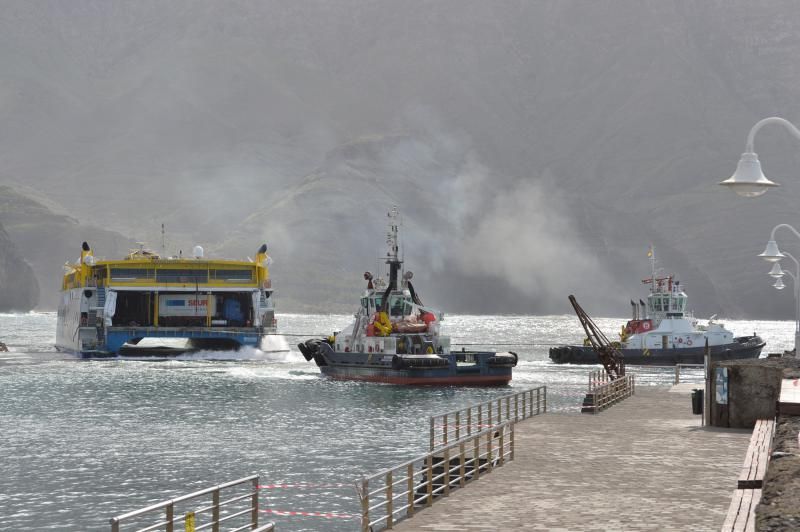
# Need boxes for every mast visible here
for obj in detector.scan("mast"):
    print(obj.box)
[386,206,402,291]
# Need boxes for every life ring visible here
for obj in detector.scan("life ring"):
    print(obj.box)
[642,321,651,331]
[678,338,683,344]
[687,339,693,346]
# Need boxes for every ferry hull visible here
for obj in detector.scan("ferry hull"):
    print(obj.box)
[549,335,765,366]
[308,343,514,386]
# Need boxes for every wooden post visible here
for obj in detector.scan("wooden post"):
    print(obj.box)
[361,479,370,532]
[506,396,511,422]
[166,503,174,532]
[674,365,680,385]
[212,488,220,532]
[510,422,515,461]
[426,455,433,506]
[442,413,448,447]
[543,386,547,412]
[385,471,393,529]
[406,464,414,517]
[251,476,259,528]
[499,427,505,465]
[459,442,466,487]
[467,408,472,438]
[704,337,711,427]
[514,394,519,421]
[455,411,460,441]
[429,417,435,452]
[486,431,493,472]
[473,437,480,479]
[478,405,482,434]
[443,448,450,496]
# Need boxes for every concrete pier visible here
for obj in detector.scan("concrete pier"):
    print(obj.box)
[394,386,751,531]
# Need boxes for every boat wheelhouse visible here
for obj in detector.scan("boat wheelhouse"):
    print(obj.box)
[55,242,276,358]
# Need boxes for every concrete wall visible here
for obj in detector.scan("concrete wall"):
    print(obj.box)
[710,359,796,429]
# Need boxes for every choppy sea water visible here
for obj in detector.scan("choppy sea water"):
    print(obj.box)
[0,312,791,531]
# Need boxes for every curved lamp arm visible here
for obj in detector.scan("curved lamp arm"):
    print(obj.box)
[770,223,800,243]
[746,117,800,153]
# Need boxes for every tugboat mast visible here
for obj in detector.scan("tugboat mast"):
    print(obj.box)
[386,206,403,291]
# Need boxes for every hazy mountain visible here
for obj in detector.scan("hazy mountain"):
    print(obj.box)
[0,186,135,308]
[2,1,800,318]
[0,220,38,312]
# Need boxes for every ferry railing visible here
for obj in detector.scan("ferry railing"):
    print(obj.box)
[585,371,635,413]
[109,475,274,532]
[356,421,514,532]
[429,386,546,451]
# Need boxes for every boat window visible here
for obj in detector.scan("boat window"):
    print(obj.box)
[390,296,404,317]
[110,268,155,280]
[374,296,383,311]
[212,269,253,281]
[403,302,414,317]
[155,269,209,283]
[361,297,368,310]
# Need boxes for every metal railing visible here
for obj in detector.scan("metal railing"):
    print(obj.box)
[628,364,705,384]
[109,475,274,532]
[429,386,546,450]
[356,421,514,531]
[585,371,635,413]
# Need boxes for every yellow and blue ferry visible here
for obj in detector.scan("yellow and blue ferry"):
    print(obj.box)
[55,242,276,358]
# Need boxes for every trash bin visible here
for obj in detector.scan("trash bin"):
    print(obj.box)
[691,389,704,415]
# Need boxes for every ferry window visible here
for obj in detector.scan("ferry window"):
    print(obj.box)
[653,298,661,312]
[403,302,414,316]
[156,269,209,283]
[374,296,383,310]
[212,269,252,281]
[361,297,368,310]
[111,268,154,280]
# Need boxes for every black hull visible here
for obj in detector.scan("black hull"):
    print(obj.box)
[549,336,765,366]
[300,341,515,385]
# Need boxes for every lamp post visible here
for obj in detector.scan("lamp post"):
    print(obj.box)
[759,224,800,352]
[719,116,800,196]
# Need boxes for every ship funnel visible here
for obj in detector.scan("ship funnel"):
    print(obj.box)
[80,241,93,264]
[192,245,204,259]
[255,244,269,265]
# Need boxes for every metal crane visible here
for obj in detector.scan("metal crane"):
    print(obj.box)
[568,295,625,379]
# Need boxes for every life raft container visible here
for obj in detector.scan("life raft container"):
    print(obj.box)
[391,354,449,370]
[487,351,518,367]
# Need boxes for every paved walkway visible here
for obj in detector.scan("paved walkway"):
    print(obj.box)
[393,386,750,531]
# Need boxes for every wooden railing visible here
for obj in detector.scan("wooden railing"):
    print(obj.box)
[356,421,514,531]
[429,386,546,450]
[584,371,635,413]
[109,475,274,532]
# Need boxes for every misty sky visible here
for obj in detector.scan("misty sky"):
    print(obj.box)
[3,1,800,318]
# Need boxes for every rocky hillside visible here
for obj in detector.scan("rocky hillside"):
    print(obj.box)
[0,186,135,309]
[0,221,38,311]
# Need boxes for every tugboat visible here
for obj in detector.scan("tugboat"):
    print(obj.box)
[55,241,276,358]
[298,207,517,385]
[549,248,765,365]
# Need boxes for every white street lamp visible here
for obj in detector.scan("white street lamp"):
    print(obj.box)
[719,116,800,196]
[759,225,800,352]
[769,263,785,278]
